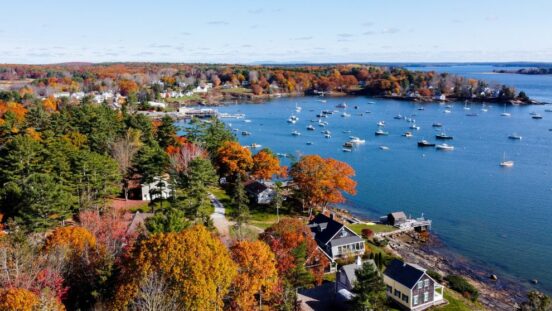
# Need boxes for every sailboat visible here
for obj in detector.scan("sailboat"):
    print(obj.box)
[295,103,302,112]
[500,152,514,167]
[463,100,471,110]
[501,104,511,117]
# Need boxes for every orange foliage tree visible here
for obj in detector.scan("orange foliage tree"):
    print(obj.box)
[118,79,139,96]
[216,141,253,177]
[0,288,39,311]
[259,218,329,286]
[112,225,237,310]
[251,149,287,180]
[229,240,279,310]
[43,226,97,253]
[290,155,356,214]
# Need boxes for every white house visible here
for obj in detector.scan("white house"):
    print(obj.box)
[141,177,172,201]
[383,259,445,310]
[335,257,377,301]
[244,181,276,205]
[147,101,167,109]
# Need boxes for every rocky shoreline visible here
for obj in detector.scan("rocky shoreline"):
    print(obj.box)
[385,231,526,310]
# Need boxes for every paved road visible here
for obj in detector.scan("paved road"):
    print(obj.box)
[209,193,233,246]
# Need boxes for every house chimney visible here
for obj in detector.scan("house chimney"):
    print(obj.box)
[330,213,334,220]
[356,256,362,266]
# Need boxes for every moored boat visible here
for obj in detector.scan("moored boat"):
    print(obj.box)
[417,140,435,147]
[436,132,453,140]
[436,143,454,151]
[375,129,389,136]
[508,133,522,140]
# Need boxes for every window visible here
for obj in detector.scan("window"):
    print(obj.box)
[424,279,429,288]
[394,289,401,297]
[424,292,429,302]
[413,295,419,305]
[386,285,392,293]
[417,281,423,289]
[402,293,409,303]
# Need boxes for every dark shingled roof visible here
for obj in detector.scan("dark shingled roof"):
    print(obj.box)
[329,235,364,248]
[384,259,425,289]
[309,213,344,245]
[244,181,269,195]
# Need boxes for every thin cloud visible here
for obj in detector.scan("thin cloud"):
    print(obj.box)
[292,36,313,41]
[381,28,400,34]
[248,8,263,14]
[207,20,229,25]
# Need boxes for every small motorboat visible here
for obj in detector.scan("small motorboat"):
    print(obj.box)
[306,141,313,145]
[436,133,453,140]
[403,132,413,138]
[508,134,522,140]
[342,148,353,152]
[501,112,511,117]
[343,130,352,133]
[436,143,454,151]
[306,125,315,131]
[410,124,420,130]
[394,114,403,120]
[324,134,331,138]
[250,143,262,149]
[341,112,351,117]
[417,107,425,111]
[367,101,376,104]
[375,129,389,136]
[322,130,331,135]
[291,130,301,136]
[377,121,385,127]
[241,131,251,136]
[244,119,252,123]
[532,114,543,119]
[379,145,390,151]
[444,109,452,114]
[336,103,347,108]
[417,140,435,147]
[432,122,443,128]
[343,142,354,148]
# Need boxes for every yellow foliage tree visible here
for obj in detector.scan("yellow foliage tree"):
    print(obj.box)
[0,288,40,311]
[113,225,237,311]
[229,240,279,310]
[43,226,97,253]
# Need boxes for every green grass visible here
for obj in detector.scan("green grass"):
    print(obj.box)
[220,87,252,94]
[349,223,397,236]
[433,290,485,311]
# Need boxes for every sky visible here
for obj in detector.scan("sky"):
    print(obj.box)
[1,0,551,64]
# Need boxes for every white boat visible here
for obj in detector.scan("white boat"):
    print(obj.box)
[500,152,514,167]
[508,133,522,140]
[379,145,390,151]
[287,118,297,124]
[322,130,331,135]
[306,141,313,145]
[501,112,511,117]
[336,103,347,108]
[295,103,302,112]
[367,101,376,104]
[250,143,262,149]
[377,121,385,127]
[463,101,470,110]
[532,114,543,119]
[317,99,327,103]
[324,134,331,138]
[375,129,389,136]
[394,114,403,120]
[341,112,351,117]
[403,131,413,138]
[348,137,366,144]
[241,131,251,136]
[444,109,452,114]
[436,143,454,151]
[306,125,315,131]
[244,119,252,123]
[343,130,352,133]
[342,148,352,152]
[291,130,301,136]
[410,124,420,130]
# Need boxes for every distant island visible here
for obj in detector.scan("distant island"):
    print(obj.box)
[494,67,552,75]
[0,63,541,108]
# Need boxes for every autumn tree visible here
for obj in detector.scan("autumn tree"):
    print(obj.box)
[252,148,287,180]
[259,218,328,287]
[0,288,40,311]
[216,141,253,178]
[113,225,237,311]
[229,240,279,310]
[290,155,356,216]
[110,128,143,200]
[118,79,139,96]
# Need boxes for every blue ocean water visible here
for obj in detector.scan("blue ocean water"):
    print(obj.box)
[185,66,552,293]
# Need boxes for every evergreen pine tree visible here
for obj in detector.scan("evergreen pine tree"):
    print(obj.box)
[350,261,387,311]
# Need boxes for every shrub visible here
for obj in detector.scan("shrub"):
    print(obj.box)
[427,270,443,283]
[361,228,374,239]
[445,275,479,301]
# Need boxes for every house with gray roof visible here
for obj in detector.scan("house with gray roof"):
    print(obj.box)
[383,259,445,310]
[308,214,365,271]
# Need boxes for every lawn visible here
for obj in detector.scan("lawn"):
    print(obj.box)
[433,290,485,311]
[220,87,252,94]
[349,223,397,236]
